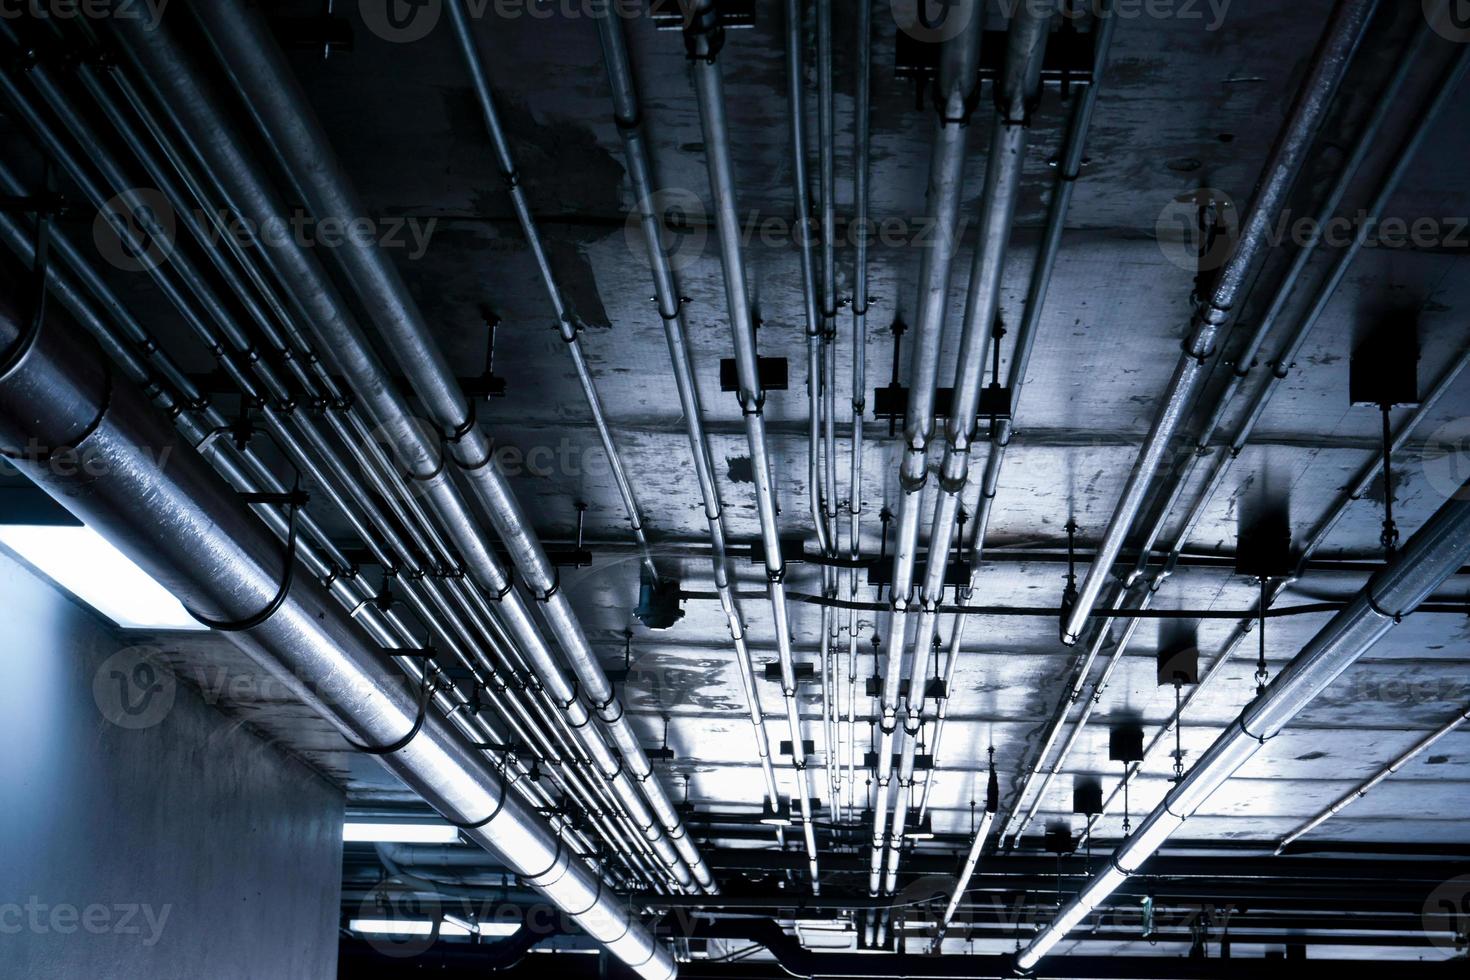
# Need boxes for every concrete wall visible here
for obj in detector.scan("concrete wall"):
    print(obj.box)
[0,549,344,979]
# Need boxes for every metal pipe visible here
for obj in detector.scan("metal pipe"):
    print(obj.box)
[0,61,662,882]
[593,12,783,816]
[820,590,839,812]
[1004,589,1146,843]
[682,0,820,889]
[1276,705,1470,855]
[998,12,1406,831]
[1120,20,1446,578]
[937,813,993,939]
[1169,35,1469,563]
[818,0,841,819]
[846,0,872,824]
[817,0,840,549]
[1077,343,1470,851]
[0,286,676,979]
[1172,25,1438,510]
[1067,39,1470,849]
[817,0,840,822]
[785,0,827,560]
[783,0,840,816]
[96,16,693,893]
[444,0,657,582]
[1058,0,1379,646]
[24,9,673,885]
[1003,26,1459,845]
[918,4,1119,826]
[188,0,714,893]
[886,2,1055,897]
[817,0,837,342]
[678,588,1470,619]
[1016,468,1470,971]
[871,0,984,900]
[53,245,653,881]
[191,112,647,897]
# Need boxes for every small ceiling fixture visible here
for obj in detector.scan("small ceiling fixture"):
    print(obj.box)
[760,799,794,827]
[903,814,935,841]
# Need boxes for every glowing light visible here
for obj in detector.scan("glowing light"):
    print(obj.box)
[0,524,205,631]
[342,821,461,844]
[348,919,475,937]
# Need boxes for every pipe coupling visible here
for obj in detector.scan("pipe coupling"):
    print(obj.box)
[681,3,723,62]
[899,467,929,495]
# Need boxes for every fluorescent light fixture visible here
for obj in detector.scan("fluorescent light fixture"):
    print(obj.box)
[342,821,461,844]
[348,918,474,937]
[438,915,525,939]
[0,523,205,631]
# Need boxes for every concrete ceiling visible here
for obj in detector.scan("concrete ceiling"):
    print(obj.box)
[6,0,1469,967]
[236,0,1470,847]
